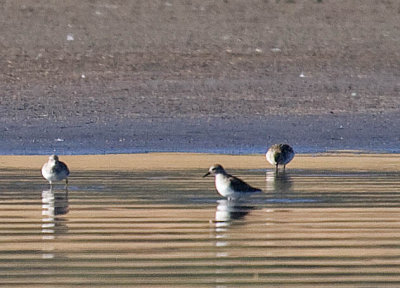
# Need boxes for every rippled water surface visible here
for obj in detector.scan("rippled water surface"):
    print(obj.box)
[2,167,400,287]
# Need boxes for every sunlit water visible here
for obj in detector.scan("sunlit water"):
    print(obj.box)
[1,167,400,287]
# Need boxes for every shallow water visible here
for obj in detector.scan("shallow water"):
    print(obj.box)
[1,167,400,287]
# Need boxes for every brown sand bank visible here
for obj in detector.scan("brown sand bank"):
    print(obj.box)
[1,153,400,172]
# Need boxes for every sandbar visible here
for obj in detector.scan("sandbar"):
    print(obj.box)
[1,153,400,172]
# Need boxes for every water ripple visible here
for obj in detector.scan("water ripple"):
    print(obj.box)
[1,168,400,286]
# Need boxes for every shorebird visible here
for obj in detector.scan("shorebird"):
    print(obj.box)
[266,144,295,172]
[203,164,262,200]
[41,155,70,188]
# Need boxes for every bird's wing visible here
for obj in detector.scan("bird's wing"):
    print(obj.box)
[281,144,294,154]
[274,151,282,163]
[53,162,70,176]
[228,174,261,193]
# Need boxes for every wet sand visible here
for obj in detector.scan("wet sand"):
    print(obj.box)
[3,114,400,155]
[1,153,400,172]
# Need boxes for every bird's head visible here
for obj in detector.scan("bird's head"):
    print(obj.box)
[49,155,59,162]
[203,164,225,177]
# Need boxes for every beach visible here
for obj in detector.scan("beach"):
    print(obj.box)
[2,3,400,285]
[1,1,399,155]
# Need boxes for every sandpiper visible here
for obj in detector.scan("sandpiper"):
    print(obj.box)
[266,144,295,172]
[41,155,70,188]
[203,164,262,200]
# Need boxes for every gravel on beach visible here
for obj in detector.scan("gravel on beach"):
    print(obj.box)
[1,1,399,154]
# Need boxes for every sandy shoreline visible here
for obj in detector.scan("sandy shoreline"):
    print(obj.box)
[1,153,400,172]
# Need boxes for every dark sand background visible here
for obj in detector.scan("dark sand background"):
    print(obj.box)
[1,1,399,154]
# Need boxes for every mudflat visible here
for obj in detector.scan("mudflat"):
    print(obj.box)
[1,1,399,154]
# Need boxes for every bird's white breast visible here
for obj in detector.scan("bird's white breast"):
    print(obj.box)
[42,162,68,182]
[266,150,276,165]
[215,174,234,197]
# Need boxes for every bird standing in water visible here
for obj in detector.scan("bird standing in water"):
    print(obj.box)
[203,164,262,200]
[41,155,70,188]
[266,144,295,172]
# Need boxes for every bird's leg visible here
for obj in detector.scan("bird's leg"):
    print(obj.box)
[275,164,279,173]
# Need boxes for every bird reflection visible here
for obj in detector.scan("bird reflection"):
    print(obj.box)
[266,170,293,195]
[215,199,254,225]
[41,188,69,259]
[213,199,254,250]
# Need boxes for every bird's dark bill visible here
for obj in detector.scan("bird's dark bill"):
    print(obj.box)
[203,172,211,177]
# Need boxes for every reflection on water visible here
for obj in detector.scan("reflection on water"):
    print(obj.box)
[1,167,400,286]
[214,199,254,248]
[266,170,293,194]
[41,188,69,259]
[215,199,254,224]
